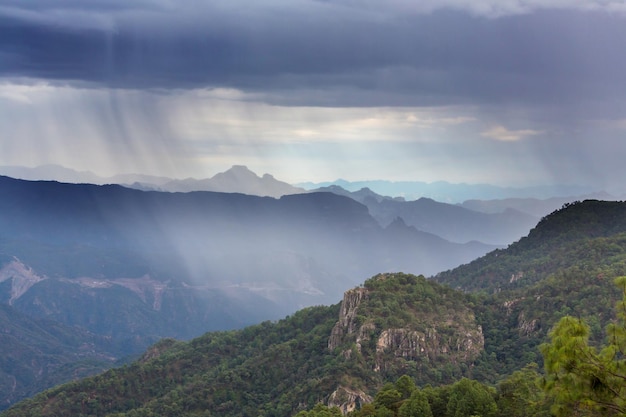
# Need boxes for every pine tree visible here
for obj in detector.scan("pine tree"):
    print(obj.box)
[540,276,626,416]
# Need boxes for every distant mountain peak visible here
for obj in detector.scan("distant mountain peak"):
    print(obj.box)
[153,165,304,197]
[214,165,258,178]
[227,164,255,173]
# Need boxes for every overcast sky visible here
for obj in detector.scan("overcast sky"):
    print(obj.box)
[1,1,626,190]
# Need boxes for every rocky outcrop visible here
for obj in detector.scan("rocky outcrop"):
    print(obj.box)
[327,386,373,414]
[328,280,485,371]
[325,274,486,414]
[328,287,368,351]
[517,311,540,336]
[374,326,484,371]
[0,259,46,305]
[510,271,524,284]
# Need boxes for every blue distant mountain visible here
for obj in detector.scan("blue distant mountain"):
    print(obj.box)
[297,179,598,203]
[0,164,303,198]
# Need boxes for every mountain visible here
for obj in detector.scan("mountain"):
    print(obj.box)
[155,165,305,197]
[435,199,626,292]
[431,199,626,378]
[298,179,596,203]
[0,164,173,187]
[313,185,538,245]
[5,200,626,416]
[0,164,303,197]
[0,176,493,341]
[3,164,613,203]
[0,164,106,185]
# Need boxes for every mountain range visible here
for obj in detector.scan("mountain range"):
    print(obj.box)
[1,164,615,204]
[0,175,500,408]
[0,165,303,198]
[2,164,605,246]
[0,168,623,412]
[3,199,626,416]
[312,185,540,245]
[297,178,604,203]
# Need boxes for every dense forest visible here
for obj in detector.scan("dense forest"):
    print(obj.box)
[303,278,626,417]
[3,200,626,416]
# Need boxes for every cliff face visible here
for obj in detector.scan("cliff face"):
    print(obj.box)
[374,326,483,371]
[327,386,372,414]
[328,287,368,351]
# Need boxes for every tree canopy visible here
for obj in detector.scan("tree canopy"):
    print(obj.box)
[541,276,626,416]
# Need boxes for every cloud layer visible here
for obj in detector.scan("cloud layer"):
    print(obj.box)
[1,1,626,191]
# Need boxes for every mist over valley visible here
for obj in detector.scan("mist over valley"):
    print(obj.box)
[2,1,626,413]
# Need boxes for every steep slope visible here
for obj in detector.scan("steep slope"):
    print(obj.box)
[435,199,626,377]
[0,303,117,409]
[435,200,626,292]
[0,274,488,417]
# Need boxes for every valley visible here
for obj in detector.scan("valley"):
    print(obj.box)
[0,171,624,415]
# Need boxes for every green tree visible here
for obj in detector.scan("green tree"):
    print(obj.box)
[446,378,497,417]
[374,406,395,417]
[496,364,550,417]
[540,276,626,416]
[295,403,343,417]
[374,383,403,413]
[398,389,433,417]
[422,384,450,417]
[395,375,417,400]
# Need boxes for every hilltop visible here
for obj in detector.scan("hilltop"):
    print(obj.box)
[435,200,626,292]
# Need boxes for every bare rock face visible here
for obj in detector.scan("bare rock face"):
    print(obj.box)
[0,259,46,305]
[327,386,373,414]
[517,311,540,336]
[327,276,485,372]
[328,287,368,351]
[374,326,484,372]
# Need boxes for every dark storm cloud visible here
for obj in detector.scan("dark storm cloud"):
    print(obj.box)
[2,1,626,111]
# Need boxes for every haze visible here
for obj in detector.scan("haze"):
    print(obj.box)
[2,1,626,192]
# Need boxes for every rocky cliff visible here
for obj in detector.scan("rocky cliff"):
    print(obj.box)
[328,287,368,351]
[325,273,485,412]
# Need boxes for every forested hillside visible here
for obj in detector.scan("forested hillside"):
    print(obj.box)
[3,200,626,416]
[435,200,626,291]
[436,200,626,376]
[0,304,117,409]
[1,274,489,416]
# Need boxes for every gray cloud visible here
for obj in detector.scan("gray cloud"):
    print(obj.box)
[2,1,626,192]
[1,2,625,113]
